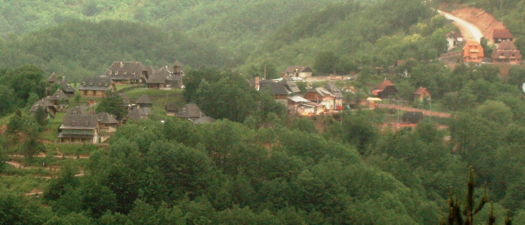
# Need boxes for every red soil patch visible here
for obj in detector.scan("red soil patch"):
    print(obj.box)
[449,7,506,44]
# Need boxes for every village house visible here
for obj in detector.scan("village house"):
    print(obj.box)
[30,97,58,118]
[47,72,61,84]
[258,79,301,103]
[446,31,464,51]
[78,76,115,98]
[324,83,344,110]
[127,107,151,121]
[60,80,76,97]
[136,95,153,109]
[282,66,313,79]
[165,103,178,117]
[493,28,513,44]
[287,96,324,116]
[96,112,119,142]
[371,80,398,99]
[491,40,522,64]
[175,103,212,123]
[171,60,185,88]
[304,87,338,112]
[106,61,152,84]
[463,41,484,63]
[48,89,69,111]
[147,66,171,89]
[58,107,99,144]
[413,87,431,102]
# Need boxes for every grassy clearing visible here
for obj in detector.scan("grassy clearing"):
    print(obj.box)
[0,174,50,195]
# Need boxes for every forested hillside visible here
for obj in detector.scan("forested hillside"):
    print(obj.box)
[241,0,452,74]
[0,0,349,63]
[0,20,229,81]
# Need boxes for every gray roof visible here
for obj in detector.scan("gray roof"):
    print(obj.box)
[136,95,153,104]
[177,103,204,119]
[48,72,59,83]
[194,116,215,124]
[147,66,170,84]
[283,79,300,93]
[165,103,178,112]
[61,111,98,129]
[127,107,150,121]
[106,61,151,80]
[30,97,56,112]
[60,81,75,93]
[260,80,292,95]
[288,95,310,103]
[78,76,112,91]
[48,89,68,101]
[325,83,343,98]
[97,112,119,124]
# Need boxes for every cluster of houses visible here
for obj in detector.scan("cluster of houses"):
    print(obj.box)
[447,28,521,64]
[78,60,185,99]
[253,73,344,116]
[30,60,218,144]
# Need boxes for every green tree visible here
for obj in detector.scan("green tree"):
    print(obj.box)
[96,94,126,120]
[314,51,339,74]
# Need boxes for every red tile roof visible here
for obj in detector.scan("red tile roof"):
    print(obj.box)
[493,28,513,39]
[376,80,395,90]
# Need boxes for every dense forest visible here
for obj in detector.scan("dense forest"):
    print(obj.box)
[1,0,525,224]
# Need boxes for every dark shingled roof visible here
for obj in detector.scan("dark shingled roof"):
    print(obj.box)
[49,89,68,101]
[147,66,170,84]
[61,112,98,129]
[260,80,293,95]
[165,103,178,112]
[30,97,56,112]
[106,61,151,81]
[127,108,150,121]
[48,72,59,83]
[78,76,112,91]
[60,81,75,94]
[136,95,153,104]
[97,112,119,124]
[177,103,204,119]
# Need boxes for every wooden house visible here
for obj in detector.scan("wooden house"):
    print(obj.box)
[136,95,153,109]
[47,72,61,84]
[106,61,152,84]
[165,103,178,117]
[493,28,513,44]
[127,107,151,121]
[304,87,338,112]
[259,79,300,100]
[60,80,75,97]
[413,87,431,102]
[48,89,69,112]
[324,82,344,111]
[371,80,398,99]
[147,66,170,89]
[463,41,484,63]
[491,40,521,64]
[58,107,99,144]
[96,112,119,142]
[78,76,115,98]
[287,96,324,116]
[176,103,210,122]
[30,97,58,118]
[282,66,313,78]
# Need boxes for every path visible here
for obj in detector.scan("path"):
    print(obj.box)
[8,153,90,160]
[377,104,452,118]
[438,10,484,43]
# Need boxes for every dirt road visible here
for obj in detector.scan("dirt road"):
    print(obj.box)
[438,10,484,43]
[377,104,452,118]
